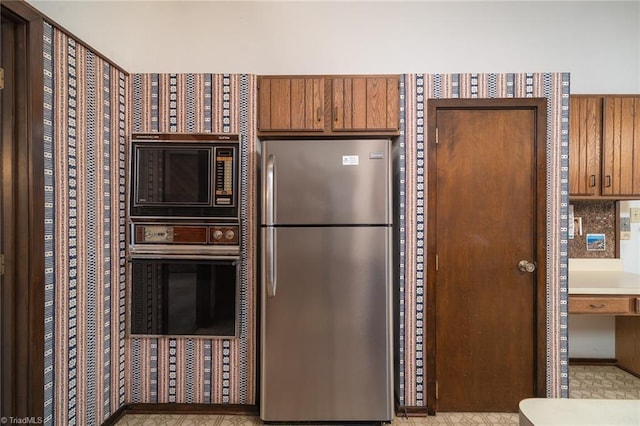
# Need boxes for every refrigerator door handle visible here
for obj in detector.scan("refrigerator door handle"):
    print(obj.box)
[266,154,277,297]
[266,227,277,297]
[266,154,276,226]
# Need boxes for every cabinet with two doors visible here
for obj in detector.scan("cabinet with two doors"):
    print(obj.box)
[569,95,640,197]
[257,75,400,136]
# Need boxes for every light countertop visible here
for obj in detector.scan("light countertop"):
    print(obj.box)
[569,259,640,295]
[569,270,640,295]
[519,398,640,426]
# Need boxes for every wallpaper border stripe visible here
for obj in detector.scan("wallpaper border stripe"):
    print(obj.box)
[42,20,55,426]
[102,58,113,419]
[66,36,79,424]
[396,74,408,406]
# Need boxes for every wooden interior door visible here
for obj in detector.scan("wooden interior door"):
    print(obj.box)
[427,99,547,412]
[0,2,45,418]
[1,12,16,416]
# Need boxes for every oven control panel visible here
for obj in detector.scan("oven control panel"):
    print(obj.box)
[214,147,236,207]
[134,224,239,245]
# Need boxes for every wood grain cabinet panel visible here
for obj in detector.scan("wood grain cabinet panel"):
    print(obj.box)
[568,295,636,315]
[257,77,324,132]
[257,75,400,137]
[602,96,640,196]
[569,95,640,198]
[569,96,602,196]
[332,76,399,132]
[616,316,640,376]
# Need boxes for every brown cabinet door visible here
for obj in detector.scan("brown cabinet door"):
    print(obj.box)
[569,96,602,196]
[257,77,324,132]
[602,96,640,196]
[332,76,399,131]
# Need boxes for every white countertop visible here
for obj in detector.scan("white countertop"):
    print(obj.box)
[568,258,640,295]
[569,270,640,295]
[519,398,640,426]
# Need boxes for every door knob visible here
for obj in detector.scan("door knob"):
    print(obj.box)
[518,260,536,273]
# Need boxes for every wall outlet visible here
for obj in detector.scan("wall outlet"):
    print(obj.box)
[631,207,640,223]
[621,217,631,232]
[621,231,632,240]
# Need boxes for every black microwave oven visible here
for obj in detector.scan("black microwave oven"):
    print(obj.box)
[130,133,239,219]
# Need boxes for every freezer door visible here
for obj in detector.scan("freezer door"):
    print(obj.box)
[261,139,391,225]
[260,226,393,422]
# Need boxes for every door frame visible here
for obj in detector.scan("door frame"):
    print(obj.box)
[425,98,548,413]
[0,0,45,418]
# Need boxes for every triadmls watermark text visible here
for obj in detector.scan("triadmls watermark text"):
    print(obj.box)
[0,417,43,425]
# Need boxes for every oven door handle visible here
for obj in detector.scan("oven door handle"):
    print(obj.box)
[266,227,277,297]
[128,253,239,261]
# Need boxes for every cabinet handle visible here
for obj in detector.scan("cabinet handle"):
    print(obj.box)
[589,303,606,309]
[605,175,612,188]
[589,175,596,188]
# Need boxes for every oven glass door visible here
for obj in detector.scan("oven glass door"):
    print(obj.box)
[130,257,238,337]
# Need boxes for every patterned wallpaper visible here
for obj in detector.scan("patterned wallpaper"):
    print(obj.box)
[41,23,568,420]
[43,23,128,425]
[126,74,258,405]
[398,74,570,407]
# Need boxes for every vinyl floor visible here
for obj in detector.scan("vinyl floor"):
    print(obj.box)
[114,365,640,425]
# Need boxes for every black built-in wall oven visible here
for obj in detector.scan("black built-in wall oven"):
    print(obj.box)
[128,133,241,337]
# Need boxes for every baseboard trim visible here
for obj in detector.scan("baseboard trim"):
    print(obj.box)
[395,405,433,417]
[615,363,640,380]
[101,403,260,425]
[101,405,129,426]
[569,357,617,366]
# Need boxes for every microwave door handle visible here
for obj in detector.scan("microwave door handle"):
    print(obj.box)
[266,154,277,297]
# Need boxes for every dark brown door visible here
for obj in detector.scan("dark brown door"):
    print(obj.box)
[1,13,16,416]
[427,99,547,412]
[1,3,45,418]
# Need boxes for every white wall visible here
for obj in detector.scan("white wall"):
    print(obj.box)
[27,0,640,93]
[569,316,616,359]
[620,200,640,274]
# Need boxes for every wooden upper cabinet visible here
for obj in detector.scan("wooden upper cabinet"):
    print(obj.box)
[602,96,640,196]
[569,96,602,196]
[332,76,399,132]
[569,95,640,198]
[257,77,324,132]
[257,75,400,136]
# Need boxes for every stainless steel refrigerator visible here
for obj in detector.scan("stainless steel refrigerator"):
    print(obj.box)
[260,139,393,423]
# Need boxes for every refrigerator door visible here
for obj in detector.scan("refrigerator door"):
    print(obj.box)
[261,139,391,225]
[260,226,393,422]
